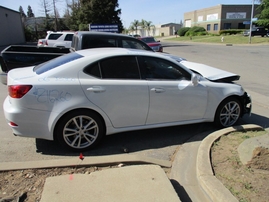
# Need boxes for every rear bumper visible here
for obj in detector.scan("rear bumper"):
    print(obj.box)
[3,97,54,140]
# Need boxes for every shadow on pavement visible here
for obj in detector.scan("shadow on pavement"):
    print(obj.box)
[35,123,215,157]
[35,111,266,157]
[170,179,192,202]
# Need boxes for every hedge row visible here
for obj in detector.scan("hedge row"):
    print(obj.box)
[177,27,245,36]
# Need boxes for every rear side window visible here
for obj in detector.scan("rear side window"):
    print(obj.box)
[100,56,140,79]
[48,34,62,40]
[64,34,73,41]
[83,56,140,79]
[81,36,116,49]
[34,52,83,74]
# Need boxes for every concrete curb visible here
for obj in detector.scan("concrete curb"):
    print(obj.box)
[196,124,264,202]
[0,154,171,171]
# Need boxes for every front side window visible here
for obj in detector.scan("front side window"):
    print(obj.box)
[100,56,140,79]
[138,56,191,80]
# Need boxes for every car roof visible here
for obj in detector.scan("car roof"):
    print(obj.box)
[75,48,185,64]
[74,31,134,39]
[76,47,156,57]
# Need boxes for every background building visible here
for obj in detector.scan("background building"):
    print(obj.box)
[184,4,260,34]
[0,6,25,47]
[129,23,182,37]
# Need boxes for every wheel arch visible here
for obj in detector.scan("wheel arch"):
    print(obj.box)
[52,108,107,141]
[215,95,244,118]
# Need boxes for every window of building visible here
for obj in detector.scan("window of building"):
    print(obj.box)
[214,24,218,31]
[207,24,211,31]
[224,23,231,30]
[238,23,245,29]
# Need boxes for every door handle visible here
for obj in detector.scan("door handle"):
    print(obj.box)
[150,88,165,93]
[87,86,106,93]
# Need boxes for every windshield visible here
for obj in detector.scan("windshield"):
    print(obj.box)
[141,37,157,43]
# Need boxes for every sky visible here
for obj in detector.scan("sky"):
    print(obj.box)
[0,0,254,27]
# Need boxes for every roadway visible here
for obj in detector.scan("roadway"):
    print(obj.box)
[0,41,268,164]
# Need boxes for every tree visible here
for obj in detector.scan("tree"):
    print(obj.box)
[39,0,52,30]
[255,0,269,28]
[27,5,35,17]
[144,20,154,36]
[69,0,123,32]
[130,19,140,34]
[19,6,26,18]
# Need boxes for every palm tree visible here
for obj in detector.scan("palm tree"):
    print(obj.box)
[131,20,140,34]
[144,20,155,36]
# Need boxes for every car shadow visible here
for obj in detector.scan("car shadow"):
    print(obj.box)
[35,122,215,157]
[35,112,267,157]
[162,44,191,48]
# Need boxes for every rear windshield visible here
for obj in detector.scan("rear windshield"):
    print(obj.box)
[34,52,83,74]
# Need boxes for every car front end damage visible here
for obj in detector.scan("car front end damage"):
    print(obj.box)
[240,92,252,116]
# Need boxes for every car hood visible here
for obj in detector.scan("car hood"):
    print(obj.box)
[180,60,240,82]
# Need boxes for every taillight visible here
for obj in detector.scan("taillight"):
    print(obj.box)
[45,40,48,45]
[8,85,32,98]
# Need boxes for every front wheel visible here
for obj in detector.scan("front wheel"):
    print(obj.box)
[214,97,242,128]
[55,110,105,151]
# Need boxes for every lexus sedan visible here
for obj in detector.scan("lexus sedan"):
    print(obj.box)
[3,48,251,151]
[138,37,163,52]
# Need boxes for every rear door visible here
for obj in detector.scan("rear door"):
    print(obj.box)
[79,56,149,128]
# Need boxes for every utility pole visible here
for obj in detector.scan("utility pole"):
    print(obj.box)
[249,0,254,44]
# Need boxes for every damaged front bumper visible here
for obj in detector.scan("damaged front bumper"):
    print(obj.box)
[241,92,252,116]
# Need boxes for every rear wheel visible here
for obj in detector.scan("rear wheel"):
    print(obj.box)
[55,110,105,151]
[214,97,242,128]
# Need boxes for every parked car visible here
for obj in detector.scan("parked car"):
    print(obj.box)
[138,37,163,52]
[243,27,268,37]
[37,39,46,47]
[3,48,251,151]
[44,31,74,48]
[0,31,153,84]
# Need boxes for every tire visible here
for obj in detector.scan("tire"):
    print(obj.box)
[214,97,242,128]
[55,110,105,151]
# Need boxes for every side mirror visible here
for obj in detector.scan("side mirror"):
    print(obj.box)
[191,74,198,86]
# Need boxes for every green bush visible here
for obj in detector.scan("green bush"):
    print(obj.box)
[189,26,206,33]
[177,27,190,36]
[184,26,206,36]
[219,29,244,35]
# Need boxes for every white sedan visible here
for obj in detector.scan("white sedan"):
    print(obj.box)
[3,48,251,151]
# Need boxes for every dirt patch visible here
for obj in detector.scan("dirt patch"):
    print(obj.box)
[0,166,119,202]
[211,130,269,202]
